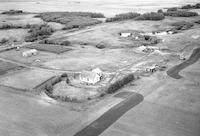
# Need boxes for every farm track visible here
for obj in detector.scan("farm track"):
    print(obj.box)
[167,47,200,79]
[50,23,108,41]
[74,92,144,136]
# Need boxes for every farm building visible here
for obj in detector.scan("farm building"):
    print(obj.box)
[22,49,37,57]
[80,71,101,84]
[92,68,102,76]
[120,32,132,37]
[145,65,160,73]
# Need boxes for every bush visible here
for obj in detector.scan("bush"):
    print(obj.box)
[60,40,71,46]
[181,4,193,9]
[135,12,165,21]
[167,7,178,12]
[195,3,200,8]
[51,76,62,85]
[171,21,194,31]
[181,3,200,9]
[2,10,23,15]
[194,20,200,24]
[96,43,106,49]
[106,74,134,94]
[25,24,31,29]
[61,73,68,78]
[164,11,198,17]
[39,39,71,46]
[35,12,103,29]
[105,12,140,22]
[45,84,53,93]
[0,38,9,44]
[39,39,54,44]
[157,9,163,13]
[43,74,79,102]
[25,24,54,42]
[0,23,32,30]
[0,24,23,29]
[36,12,104,18]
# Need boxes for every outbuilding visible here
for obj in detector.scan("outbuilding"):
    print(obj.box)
[120,32,132,37]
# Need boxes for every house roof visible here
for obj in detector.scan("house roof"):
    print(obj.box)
[92,68,102,74]
[80,71,99,81]
[23,49,37,54]
[120,33,132,37]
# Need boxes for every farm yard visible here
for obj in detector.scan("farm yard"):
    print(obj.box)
[0,1,200,136]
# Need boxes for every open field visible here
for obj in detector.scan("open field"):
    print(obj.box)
[0,60,24,75]
[0,68,60,90]
[0,29,28,42]
[0,85,123,136]
[0,1,200,136]
[26,44,72,54]
[0,48,58,66]
[42,47,145,72]
[0,14,43,25]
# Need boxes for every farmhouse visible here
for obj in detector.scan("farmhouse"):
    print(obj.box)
[92,68,102,76]
[22,49,37,57]
[80,71,101,84]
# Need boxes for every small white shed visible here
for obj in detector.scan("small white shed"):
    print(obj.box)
[120,33,132,37]
[22,49,37,57]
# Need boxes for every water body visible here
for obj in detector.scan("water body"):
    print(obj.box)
[0,0,199,17]
[167,47,200,79]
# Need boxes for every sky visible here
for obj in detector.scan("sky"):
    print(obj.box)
[0,0,199,16]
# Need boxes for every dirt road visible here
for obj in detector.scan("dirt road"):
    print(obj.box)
[167,47,200,79]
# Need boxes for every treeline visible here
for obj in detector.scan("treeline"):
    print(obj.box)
[0,23,31,30]
[105,3,200,22]
[35,12,104,29]
[25,24,54,42]
[181,3,200,9]
[106,12,165,22]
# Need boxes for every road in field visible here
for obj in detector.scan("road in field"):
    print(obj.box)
[167,47,200,79]
[74,92,143,136]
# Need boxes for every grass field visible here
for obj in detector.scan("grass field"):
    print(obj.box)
[0,69,60,90]
[26,44,72,54]
[0,29,28,42]
[0,60,24,75]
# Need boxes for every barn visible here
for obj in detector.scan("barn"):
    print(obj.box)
[22,49,37,57]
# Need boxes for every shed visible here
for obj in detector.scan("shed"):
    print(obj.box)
[120,33,132,37]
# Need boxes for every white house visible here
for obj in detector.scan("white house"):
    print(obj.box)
[80,71,101,84]
[120,32,132,37]
[22,49,37,57]
[92,68,102,76]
